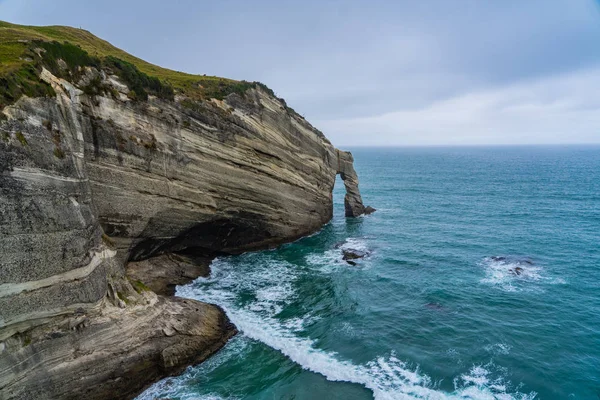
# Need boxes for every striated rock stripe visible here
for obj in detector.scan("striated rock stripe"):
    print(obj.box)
[0,249,115,299]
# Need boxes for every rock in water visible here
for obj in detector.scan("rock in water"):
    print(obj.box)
[336,150,374,217]
[342,249,370,264]
[364,206,377,215]
[0,23,371,400]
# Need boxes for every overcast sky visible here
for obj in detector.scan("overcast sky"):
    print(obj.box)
[2,0,600,146]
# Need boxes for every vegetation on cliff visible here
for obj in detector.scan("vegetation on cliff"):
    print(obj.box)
[0,20,283,108]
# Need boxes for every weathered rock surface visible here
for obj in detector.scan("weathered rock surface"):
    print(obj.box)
[342,249,369,261]
[336,150,368,217]
[0,63,371,399]
[0,293,235,400]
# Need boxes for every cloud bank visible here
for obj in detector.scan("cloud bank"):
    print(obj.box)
[1,0,599,146]
[317,67,600,146]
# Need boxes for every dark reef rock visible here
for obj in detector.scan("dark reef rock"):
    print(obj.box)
[364,206,377,215]
[342,249,370,265]
[488,256,535,277]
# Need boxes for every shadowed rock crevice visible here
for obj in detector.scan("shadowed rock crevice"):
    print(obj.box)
[126,253,212,296]
[128,212,274,262]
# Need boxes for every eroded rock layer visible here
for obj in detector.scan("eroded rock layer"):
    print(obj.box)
[0,293,236,400]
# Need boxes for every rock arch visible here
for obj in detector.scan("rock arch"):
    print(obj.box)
[335,149,375,217]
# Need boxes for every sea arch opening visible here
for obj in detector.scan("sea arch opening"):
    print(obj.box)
[333,149,373,217]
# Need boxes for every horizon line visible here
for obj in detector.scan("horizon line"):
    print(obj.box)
[336,143,600,148]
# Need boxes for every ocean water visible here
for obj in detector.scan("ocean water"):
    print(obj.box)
[138,146,600,400]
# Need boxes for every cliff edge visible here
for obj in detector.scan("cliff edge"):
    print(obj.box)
[0,21,371,399]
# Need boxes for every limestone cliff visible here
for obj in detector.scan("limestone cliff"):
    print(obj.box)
[0,22,371,399]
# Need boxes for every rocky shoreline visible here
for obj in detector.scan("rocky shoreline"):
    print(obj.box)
[1,292,236,400]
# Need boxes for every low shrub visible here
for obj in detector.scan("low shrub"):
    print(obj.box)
[104,56,174,101]
[53,147,65,159]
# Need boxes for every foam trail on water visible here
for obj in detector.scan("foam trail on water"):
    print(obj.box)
[168,255,536,400]
[178,282,441,399]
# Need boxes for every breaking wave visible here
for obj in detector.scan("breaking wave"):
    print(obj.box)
[137,252,536,400]
[480,256,565,292]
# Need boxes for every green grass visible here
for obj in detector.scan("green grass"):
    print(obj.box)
[15,131,27,146]
[0,41,30,75]
[129,279,151,294]
[0,20,280,106]
[101,233,116,249]
[0,62,55,109]
[116,291,131,305]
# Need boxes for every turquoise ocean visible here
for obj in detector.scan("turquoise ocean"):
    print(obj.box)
[139,146,600,399]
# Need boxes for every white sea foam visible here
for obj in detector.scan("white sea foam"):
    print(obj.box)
[485,343,511,356]
[340,237,372,252]
[479,256,564,292]
[136,337,248,400]
[159,255,536,400]
[282,314,321,332]
[137,378,235,400]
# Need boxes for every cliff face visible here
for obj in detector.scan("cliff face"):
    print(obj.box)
[0,47,370,398]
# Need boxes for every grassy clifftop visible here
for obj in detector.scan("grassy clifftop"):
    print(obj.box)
[0,21,275,108]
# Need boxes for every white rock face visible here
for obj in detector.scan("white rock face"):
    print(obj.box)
[0,69,369,399]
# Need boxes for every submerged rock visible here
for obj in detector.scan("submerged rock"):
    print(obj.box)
[425,302,444,310]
